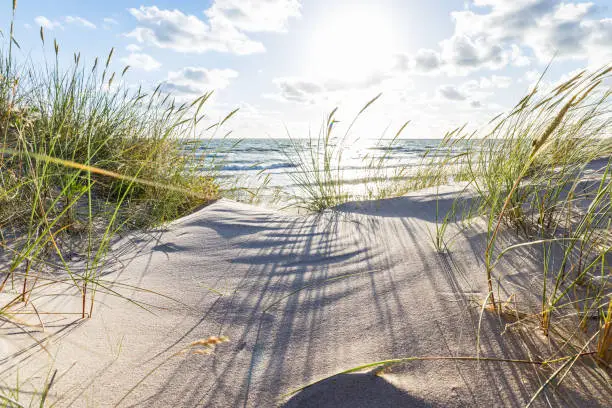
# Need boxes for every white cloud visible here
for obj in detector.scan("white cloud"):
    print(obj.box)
[477,74,512,89]
[127,2,300,55]
[162,67,239,97]
[511,44,531,66]
[206,0,301,32]
[120,53,161,72]
[126,44,142,52]
[413,48,443,71]
[554,2,592,21]
[440,34,508,73]
[438,85,468,101]
[523,70,540,83]
[401,1,612,75]
[271,77,326,103]
[127,6,263,55]
[392,49,443,75]
[64,16,97,29]
[455,1,611,65]
[438,74,510,107]
[35,16,62,30]
[269,70,405,104]
[35,15,98,30]
[103,17,119,30]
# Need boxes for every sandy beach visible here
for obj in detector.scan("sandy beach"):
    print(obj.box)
[2,1,612,406]
[1,184,609,407]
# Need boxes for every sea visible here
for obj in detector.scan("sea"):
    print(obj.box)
[185,138,464,203]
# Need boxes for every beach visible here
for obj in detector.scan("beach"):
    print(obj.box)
[2,183,609,407]
[1,3,611,405]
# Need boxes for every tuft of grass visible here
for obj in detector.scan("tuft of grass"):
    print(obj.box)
[0,1,232,328]
[281,94,413,211]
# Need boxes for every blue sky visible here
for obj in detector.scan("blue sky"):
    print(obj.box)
[2,0,612,139]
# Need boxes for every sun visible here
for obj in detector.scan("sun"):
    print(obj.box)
[307,7,396,82]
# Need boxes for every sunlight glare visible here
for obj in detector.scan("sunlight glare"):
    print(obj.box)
[308,7,395,82]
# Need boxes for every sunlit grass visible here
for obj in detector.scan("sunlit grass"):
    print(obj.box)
[0,2,233,330]
[285,64,611,404]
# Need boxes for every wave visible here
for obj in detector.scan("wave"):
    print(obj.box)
[219,162,298,171]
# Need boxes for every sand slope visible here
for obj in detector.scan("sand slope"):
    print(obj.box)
[1,186,610,407]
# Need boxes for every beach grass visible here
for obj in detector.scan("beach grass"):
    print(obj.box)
[283,64,611,402]
[280,94,414,211]
[412,67,612,387]
[0,1,231,328]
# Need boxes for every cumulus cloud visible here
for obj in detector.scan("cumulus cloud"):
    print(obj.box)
[162,67,239,97]
[270,71,402,104]
[440,34,507,72]
[438,85,468,101]
[126,44,142,52]
[127,2,300,55]
[206,0,301,32]
[438,74,510,106]
[35,16,62,30]
[511,44,531,67]
[413,48,443,71]
[272,78,326,103]
[120,53,161,72]
[523,69,540,83]
[401,1,611,75]
[392,49,443,74]
[476,74,512,89]
[452,1,611,66]
[64,16,96,29]
[127,6,263,55]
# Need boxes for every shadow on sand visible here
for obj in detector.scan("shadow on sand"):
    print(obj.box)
[282,373,430,408]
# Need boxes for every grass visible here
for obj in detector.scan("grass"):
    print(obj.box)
[283,64,611,404]
[0,2,232,329]
[0,4,235,403]
[281,94,413,211]
[418,66,612,384]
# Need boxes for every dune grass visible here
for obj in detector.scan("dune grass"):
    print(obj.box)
[0,4,235,402]
[0,0,233,332]
[428,66,611,350]
[284,64,611,403]
[408,67,612,403]
[281,94,413,211]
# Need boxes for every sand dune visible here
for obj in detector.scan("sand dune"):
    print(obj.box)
[1,186,610,407]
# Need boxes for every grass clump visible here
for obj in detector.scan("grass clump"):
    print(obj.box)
[282,94,411,211]
[420,65,612,375]
[0,3,229,327]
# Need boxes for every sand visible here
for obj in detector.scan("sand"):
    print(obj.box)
[1,184,610,407]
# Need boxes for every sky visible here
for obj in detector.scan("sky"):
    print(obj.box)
[2,0,612,139]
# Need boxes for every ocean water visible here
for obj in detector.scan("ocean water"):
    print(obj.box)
[185,138,464,201]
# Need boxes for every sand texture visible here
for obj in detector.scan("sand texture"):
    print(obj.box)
[1,185,610,407]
